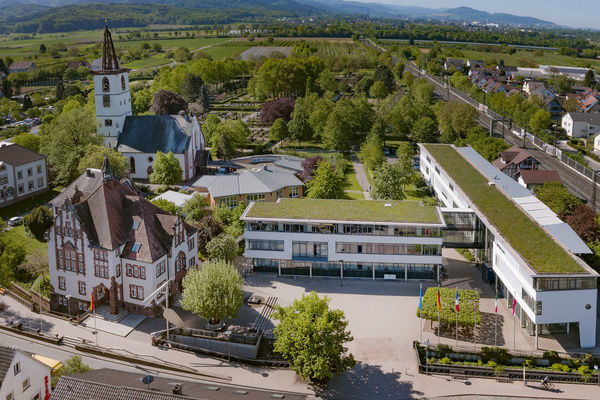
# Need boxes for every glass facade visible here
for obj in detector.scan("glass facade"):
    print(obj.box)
[246,239,284,251]
[335,242,441,256]
[533,277,597,292]
[246,222,441,238]
[292,241,328,260]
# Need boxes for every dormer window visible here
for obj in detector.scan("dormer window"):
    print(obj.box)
[132,242,141,253]
[132,221,139,230]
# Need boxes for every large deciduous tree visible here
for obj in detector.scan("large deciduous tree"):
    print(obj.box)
[180,73,204,102]
[299,155,323,183]
[195,215,224,258]
[23,206,53,242]
[358,133,384,171]
[78,145,128,178]
[535,182,582,218]
[205,233,238,262]
[149,151,183,187]
[269,118,289,143]
[306,160,345,199]
[180,260,244,324]
[182,194,209,223]
[565,205,600,243]
[273,292,356,382]
[260,98,295,124]
[373,64,395,93]
[151,90,187,115]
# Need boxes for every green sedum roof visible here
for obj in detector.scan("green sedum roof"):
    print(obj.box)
[244,198,441,224]
[423,144,586,275]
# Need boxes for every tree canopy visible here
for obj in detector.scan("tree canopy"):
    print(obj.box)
[78,145,128,178]
[149,151,183,187]
[306,160,346,199]
[23,206,53,242]
[151,90,187,115]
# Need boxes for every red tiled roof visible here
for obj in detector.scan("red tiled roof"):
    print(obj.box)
[519,170,561,185]
[493,146,534,170]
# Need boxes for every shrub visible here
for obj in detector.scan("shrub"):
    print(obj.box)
[435,344,453,358]
[550,363,564,371]
[578,365,592,381]
[581,353,597,367]
[494,365,505,373]
[543,350,560,364]
[524,358,535,368]
[440,357,452,365]
[487,361,497,368]
[480,347,511,365]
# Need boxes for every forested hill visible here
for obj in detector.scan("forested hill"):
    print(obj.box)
[1,2,323,34]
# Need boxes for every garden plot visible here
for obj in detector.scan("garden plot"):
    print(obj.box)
[240,46,292,61]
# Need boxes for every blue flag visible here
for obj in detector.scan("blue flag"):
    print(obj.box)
[418,286,423,310]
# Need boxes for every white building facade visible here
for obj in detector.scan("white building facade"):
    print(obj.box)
[0,143,48,208]
[0,346,52,400]
[48,164,198,317]
[420,144,598,348]
[242,199,444,281]
[562,112,600,139]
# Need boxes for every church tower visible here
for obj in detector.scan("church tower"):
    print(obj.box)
[93,23,132,148]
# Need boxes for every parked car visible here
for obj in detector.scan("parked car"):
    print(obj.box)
[7,216,23,227]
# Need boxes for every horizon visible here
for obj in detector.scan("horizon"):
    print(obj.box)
[348,0,600,29]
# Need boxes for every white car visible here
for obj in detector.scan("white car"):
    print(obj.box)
[7,216,23,227]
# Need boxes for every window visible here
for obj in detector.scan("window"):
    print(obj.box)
[121,75,126,91]
[13,362,20,375]
[292,241,328,259]
[129,285,144,300]
[104,119,112,127]
[132,221,140,230]
[103,95,110,108]
[37,177,44,188]
[126,264,145,279]
[27,168,32,177]
[116,264,121,277]
[187,237,195,251]
[131,242,141,253]
[289,186,300,198]
[22,377,30,391]
[58,277,66,290]
[37,165,42,174]
[17,171,22,179]
[28,181,34,190]
[130,157,136,173]
[78,281,86,296]
[189,257,196,267]
[94,264,109,278]
[0,175,7,185]
[102,77,110,92]
[32,392,41,400]
[247,239,284,251]
[246,193,265,202]
[175,251,186,272]
[219,195,237,209]
[156,261,166,277]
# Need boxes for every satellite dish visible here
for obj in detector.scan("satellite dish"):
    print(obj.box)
[142,375,155,388]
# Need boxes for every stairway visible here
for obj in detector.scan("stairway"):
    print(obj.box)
[92,304,128,323]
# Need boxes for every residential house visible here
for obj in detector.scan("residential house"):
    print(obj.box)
[48,159,198,317]
[192,165,304,209]
[467,59,485,69]
[444,58,465,71]
[492,146,539,179]
[541,96,563,121]
[517,170,561,190]
[561,112,600,138]
[0,143,48,208]
[592,132,600,152]
[242,198,444,281]
[52,369,307,400]
[0,345,52,400]
[8,61,36,74]
[523,81,552,97]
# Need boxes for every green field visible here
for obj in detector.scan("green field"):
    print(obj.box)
[115,37,230,51]
[450,49,600,70]
[123,55,171,69]
[203,44,252,60]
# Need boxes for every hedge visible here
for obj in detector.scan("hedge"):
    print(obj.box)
[416,287,480,327]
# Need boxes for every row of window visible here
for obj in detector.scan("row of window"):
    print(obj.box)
[57,258,85,274]
[335,242,441,256]
[126,264,146,280]
[533,277,597,292]
[245,222,441,237]
[13,178,44,195]
[292,241,328,258]
[56,226,81,238]
[57,296,87,311]
[246,239,284,252]
[15,165,43,180]
[522,289,542,315]
[101,76,127,93]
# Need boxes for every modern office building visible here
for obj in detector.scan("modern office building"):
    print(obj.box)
[419,143,598,348]
[242,198,445,281]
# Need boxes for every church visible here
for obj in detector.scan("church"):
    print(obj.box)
[93,25,205,181]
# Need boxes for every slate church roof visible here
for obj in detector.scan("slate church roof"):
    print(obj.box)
[117,115,195,154]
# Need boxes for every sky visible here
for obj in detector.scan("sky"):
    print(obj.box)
[352,0,600,29]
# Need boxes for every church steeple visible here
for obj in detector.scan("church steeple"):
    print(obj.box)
[101,21,120,72]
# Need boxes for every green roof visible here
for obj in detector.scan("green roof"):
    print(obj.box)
[423,144,586,275]
[244,198,441,224]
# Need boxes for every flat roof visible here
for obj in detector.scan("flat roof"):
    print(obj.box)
[423,144,588,275]
[243,198,442,225]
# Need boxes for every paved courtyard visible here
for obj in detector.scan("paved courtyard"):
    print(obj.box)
[1,249,600,398]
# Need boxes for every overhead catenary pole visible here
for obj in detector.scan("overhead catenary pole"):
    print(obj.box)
[455,288,458,347]
[494,278,498,346]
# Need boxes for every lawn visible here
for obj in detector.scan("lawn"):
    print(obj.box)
[246,198,442,224]
[0,187,62,221]
[203,44,252,60]
[344,165,363,192]
[4,225,47,253]
[115,37,230,51]
[344,191,365,200]
[423,144,586,274]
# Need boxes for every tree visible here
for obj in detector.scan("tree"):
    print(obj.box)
[551,75,574,95]
[212,202,246,238]
[195,215,224,257]
[12,133,41,152]
[355,76,373,94]
[210,120,249,160]
[180,260,244,324]
[39,44,46,54]
[180,73,204,102]
[371,160,412,200]
[393,62,405,81]
[151,90,187,115]
[411,116,438,143]
[373,64,395,92]
[39,100,102,185]
[149,151,183,186]
[273,292,355,382]
[23,206,53,242]
[369,80,387,99]
[260,98,295,124]
[584,69,595,88]
[563,97,580,112]
[78,145,128,178]
[150,198,179,215]
[132,88,153,115]
[413,81,434,103]
[287,109,313,145]
[317,69,337,93]
[565,205,600,243]
[535,182,582,218]
[22,95,32,111]
[529,109,552,134]
[182,194,209,222]
[55,81,65,100]
[269,118,289,142]
[205,233,238,262]
[299,155,323,183]
[306,160,345,199]
[358,133,384,171]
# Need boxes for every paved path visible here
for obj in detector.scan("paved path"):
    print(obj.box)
[351,158,372,200]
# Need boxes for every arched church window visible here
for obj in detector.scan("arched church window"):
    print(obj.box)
[103,95,110,108]
[121,75,126,91]
[102,77,110,92]
[130,157,136,173]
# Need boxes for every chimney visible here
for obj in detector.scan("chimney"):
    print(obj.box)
[86,169,93,177]
[172,383,182,395]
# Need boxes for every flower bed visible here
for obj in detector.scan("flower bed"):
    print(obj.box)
[414,342,599,383]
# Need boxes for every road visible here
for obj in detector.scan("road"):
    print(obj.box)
[363,38,600,209]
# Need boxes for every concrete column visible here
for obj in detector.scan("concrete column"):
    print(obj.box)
[309,263,312,278]
[278,260,281,277]
[567,322,570,334]
[535,324,538,350]
[405,266,408,281]
[372,265,375,280]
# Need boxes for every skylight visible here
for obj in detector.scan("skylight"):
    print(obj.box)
[132,221,140,230]
[132,242,141,253]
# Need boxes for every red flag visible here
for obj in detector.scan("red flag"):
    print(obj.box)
[512,298,516,316]
[437,288,441,310]
[90,292,94,312]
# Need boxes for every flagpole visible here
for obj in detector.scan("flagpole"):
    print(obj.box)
[419,284,423,344]
[455,288,458,347]
[494,278,498,346]
[513,298,516,351]
[437,285,440,345]
[93,292,98,346]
